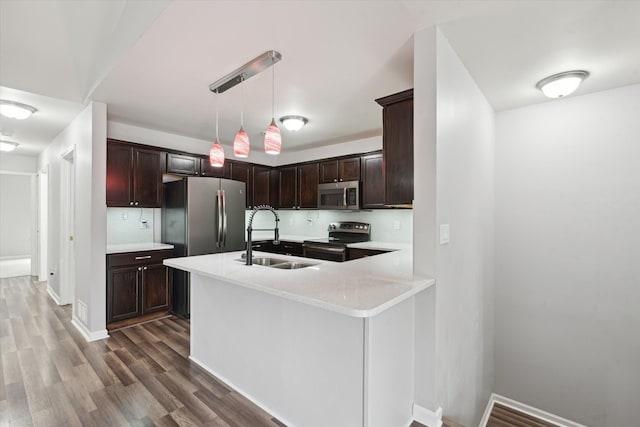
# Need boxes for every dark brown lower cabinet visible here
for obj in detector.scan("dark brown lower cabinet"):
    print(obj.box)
[347,248,390,260]
[107,249,172,327]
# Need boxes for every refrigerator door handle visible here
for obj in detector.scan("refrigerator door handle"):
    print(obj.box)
[222,189,228,248]
[216,190,223,248]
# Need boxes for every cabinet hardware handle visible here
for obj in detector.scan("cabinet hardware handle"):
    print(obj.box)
[143,266,148,270]
[129,202,134,205]
[195,172,199,175]
[135,255,152,260]
[138,267,142,271]
[135,201,139,206]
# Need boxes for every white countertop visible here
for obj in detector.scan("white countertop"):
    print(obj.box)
[164,246,433,318]
[107,242,174,254]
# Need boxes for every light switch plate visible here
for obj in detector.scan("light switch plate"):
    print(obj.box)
[393,220,400,230]
[439,224,450,245]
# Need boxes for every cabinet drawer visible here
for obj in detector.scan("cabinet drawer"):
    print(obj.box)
[108,249,173,268]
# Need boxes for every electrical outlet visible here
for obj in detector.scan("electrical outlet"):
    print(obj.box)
[121,212,128,220]
[139,220,148,229]
[393,220,400,230]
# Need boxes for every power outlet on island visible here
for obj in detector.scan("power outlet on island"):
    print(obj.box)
[439,224,450,245]
[393,220,400,230]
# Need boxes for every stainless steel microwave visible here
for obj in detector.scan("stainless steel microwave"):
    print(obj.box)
[318,181,359,210]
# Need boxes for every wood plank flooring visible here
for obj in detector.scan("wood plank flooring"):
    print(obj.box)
[487,403,560,427]
[0,275,285,426]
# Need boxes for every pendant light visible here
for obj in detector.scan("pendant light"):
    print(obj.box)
[264,54,281,155]
[209,91,225,167]
[233,76,250,158]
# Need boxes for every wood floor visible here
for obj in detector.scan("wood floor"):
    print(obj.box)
[0,275,286,426]
[487,403,559,427]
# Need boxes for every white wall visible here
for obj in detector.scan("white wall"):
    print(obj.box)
[109,121,382,168]
[39,101,108,340]
[495,84,640,427]
[0,152,37,173]
[0,174,32,258]
[413,27,496,425]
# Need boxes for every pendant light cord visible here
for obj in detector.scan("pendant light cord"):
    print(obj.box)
[215,90,219,140]
[272,55,275,118]
[240,76,244,127]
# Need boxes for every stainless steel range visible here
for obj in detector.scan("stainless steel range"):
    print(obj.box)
[303,221,371,262]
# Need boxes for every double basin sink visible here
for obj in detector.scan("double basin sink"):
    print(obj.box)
[236,256,318,270]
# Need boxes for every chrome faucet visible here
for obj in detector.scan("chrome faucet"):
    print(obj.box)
[246,205,280,265]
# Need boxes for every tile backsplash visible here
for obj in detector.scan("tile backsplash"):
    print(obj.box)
[247,209,413,243]
[106,208,161,244]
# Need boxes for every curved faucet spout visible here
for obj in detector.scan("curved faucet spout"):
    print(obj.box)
[246,205,280,265]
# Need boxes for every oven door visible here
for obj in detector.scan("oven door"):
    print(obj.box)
[302,243,347,262]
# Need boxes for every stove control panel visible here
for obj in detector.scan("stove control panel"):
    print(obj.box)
[327,222,371,234]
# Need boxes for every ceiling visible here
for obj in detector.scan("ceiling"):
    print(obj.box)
[1,0,639,157]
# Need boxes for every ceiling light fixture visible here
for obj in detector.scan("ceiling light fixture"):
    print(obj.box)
[209,91,225,168]
[279,115,308,132]
[536,70,589,98]
[264,52,281,155]
[0,140,19,152]
[0,100,38,120]
[209,50,283,155]
[233,76,250,158]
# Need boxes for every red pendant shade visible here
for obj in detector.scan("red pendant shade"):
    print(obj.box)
[233,127,250,158]
[209,140,225,167]
[264,118,281,155]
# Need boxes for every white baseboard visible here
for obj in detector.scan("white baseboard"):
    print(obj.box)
[189,355,297,427]
[71,315,109,342]
[47,285,61,305]
[412,404,443,427]
[480,393,587,427]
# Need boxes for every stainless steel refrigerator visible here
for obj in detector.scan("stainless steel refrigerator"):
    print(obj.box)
[162,177,246,317]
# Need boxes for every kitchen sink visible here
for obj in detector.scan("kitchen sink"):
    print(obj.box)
[269,261,318,270]
[235,257,318,269]
[236,257,288,266]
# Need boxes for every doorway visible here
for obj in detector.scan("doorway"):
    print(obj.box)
[60,148,75,306]
[0,171,34,278]
[37,167,48,282]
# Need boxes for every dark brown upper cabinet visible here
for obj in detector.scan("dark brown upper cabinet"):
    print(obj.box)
[361,152,385,209]
[375,89,413,206]
[166,153,201,176]
[199,155,228,178]
[107,141,163,208]
[253,165,278,207]
[278,166,297,209]
[319,157,361,183]
[229,161,253,208]
[298,163,319,208]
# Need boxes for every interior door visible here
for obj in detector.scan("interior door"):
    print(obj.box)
[186,177,219,256]
[220,179,246,252]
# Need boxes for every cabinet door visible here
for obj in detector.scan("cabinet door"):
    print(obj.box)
[134,148,163,207]
[253,166,273,207]
[378,90,413,206]
[278,166,297,209]
[361,153,385,208]
[319,160,339,183]
[107,266,141,323]
[298,163,319,208]
[339,157,361,182]
[166,153,201,176]
[200,155,228,178]
[142,263,170,314]
[106,143,133,207]
[229,161,252,208]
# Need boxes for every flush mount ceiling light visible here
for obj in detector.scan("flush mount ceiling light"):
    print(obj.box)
[0,140,19,152]
[0,100,38,120]
[279,115,308,132]
[536,70,589,98]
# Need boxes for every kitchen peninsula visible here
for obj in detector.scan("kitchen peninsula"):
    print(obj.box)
[165,246,433,427]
